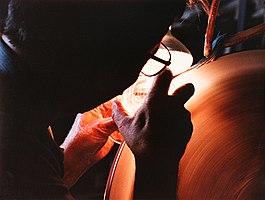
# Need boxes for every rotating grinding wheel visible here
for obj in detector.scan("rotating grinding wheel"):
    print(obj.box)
[104,50,264,199]
[175,49,265,199]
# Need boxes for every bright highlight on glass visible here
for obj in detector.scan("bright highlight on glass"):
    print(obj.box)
[141,31,193,77]
[121,31,194,115]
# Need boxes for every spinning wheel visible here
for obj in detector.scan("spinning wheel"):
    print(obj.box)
[104,49,265,199]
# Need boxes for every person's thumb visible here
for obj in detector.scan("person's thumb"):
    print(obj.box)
[112,100,132,134]
[173,83,195,105]
[96,117,118,136]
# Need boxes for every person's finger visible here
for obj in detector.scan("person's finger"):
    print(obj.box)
[147,69,173,100]
[112,100,132,133]
[96,117,118,136]
[109,131,124,144]
[101,96,120,118]
[172,83,195,105]
[93,137,115,162]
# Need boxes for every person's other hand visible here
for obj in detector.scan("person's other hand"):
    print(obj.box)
[80,97,124,144]
[61,97,122,188]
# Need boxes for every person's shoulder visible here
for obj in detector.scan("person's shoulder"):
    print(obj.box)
[0,38,12,73]
[0,37,21,78]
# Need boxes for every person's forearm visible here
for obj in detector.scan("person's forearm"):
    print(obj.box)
[63,148,92,188]
[62,137,114,188]
[60,115,117,188]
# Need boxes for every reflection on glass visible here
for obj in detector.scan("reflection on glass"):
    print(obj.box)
[121,31,193,113]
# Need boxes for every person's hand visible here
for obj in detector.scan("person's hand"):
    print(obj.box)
[61,97,122,188]
[112,69,194,198]
[79,96,123,144]
[112,69,194,158]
